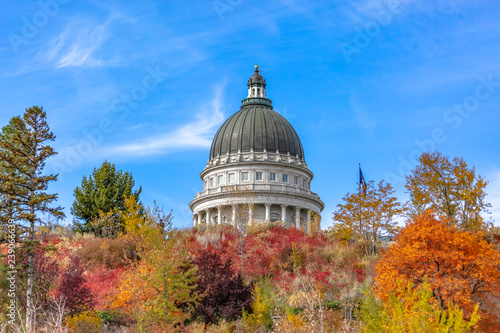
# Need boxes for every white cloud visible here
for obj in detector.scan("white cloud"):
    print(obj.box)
[109,84,226,156]
[44,17,117,68]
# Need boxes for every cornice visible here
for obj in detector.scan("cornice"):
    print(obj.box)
[201,151,313,179]
[189,188,325,211]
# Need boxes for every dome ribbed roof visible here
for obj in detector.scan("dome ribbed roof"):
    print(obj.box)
[209,104,304,160]
[248,64,265,85]
[249,72,264,83]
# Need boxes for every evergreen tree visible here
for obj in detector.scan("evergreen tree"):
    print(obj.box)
[0,119,17,234]
[0,106,64,333]
[71,160,142,235]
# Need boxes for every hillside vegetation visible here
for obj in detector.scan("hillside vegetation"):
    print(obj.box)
[2,201,499,332]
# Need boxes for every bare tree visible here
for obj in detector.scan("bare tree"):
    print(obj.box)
[41,296,68,333]
[220,186,256,273]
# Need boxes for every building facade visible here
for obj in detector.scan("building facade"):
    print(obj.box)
[189,65,324,230]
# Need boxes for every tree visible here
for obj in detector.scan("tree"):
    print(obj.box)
[54,257,95,315]
[360,280,479,333]
[0,119,19,230]
[220,185,256,273]
[331,180,402,255]
[71,160,142,235]
[108,197,198,330]
[0,106,65,333]
[374,210,500,330]
[405,151,491,230]
[190,250,253,325]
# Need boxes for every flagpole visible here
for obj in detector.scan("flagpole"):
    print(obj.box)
[359,163,364,255]
[358,163,361,194]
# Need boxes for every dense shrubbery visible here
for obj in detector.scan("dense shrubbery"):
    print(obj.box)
[1,207,498,332]
[54,256,95,315]
[76,235,138,269]
[190,250,253,324]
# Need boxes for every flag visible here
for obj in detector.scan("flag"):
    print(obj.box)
[359,166,367,196]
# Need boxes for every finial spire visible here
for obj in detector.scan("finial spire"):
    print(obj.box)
[247,64,266,98]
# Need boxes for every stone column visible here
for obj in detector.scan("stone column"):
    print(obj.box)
[295,206,301,229]
[306,209,312,233]
[197,212,202,226]
[232,205,236,225]
[217,206,222,225]
[193,214,197,228]
[205,209,211,225]
[281,204,287,226]
[265,203,271,222]
[249,205,254,225]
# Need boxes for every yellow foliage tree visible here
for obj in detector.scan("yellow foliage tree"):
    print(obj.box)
[107,196,198,330]
[405,151,491,230]
[331,180,402,255]
[360,280,479,333]
[243,283,273,330]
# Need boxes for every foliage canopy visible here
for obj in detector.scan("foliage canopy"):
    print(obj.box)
[71,160,142,235]
[331,180,402,255]
[375,210,500,330]
[405,151,491,230]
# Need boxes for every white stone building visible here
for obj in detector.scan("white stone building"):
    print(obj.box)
[190,65,324,230]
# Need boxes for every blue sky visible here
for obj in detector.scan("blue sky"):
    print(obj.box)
[1,0,500,228]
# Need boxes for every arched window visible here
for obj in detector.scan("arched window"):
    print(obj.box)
[270,212,280,222]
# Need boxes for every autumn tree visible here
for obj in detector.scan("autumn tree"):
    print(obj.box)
[54,257,95,315]
[0,106,65,333]
[375,210,500,330]
[331,180,402,255]
[71,160,142,236]
[360,280,479,332]
[405,151,491,230]
[108,197,198,330]
[190,250,253,325]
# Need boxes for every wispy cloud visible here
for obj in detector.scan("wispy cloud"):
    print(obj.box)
[108,84,226,156]
[43,16,118,68]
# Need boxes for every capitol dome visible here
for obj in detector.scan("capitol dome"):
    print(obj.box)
[209,104,305,160]
[190,65,324,231]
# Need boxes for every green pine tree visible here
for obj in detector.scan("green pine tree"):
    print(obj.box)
[0,106,65,333]
[0,118,20,235]
[71,160,142,236]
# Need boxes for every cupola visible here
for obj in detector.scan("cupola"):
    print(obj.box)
[247,64,266,98]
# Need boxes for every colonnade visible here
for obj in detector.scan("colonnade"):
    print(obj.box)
[193,203,318,232]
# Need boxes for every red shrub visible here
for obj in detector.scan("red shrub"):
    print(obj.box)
[54,257,95,315]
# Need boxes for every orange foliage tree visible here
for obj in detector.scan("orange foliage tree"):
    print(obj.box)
[375,210,500,330]
[106,197,198,330]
